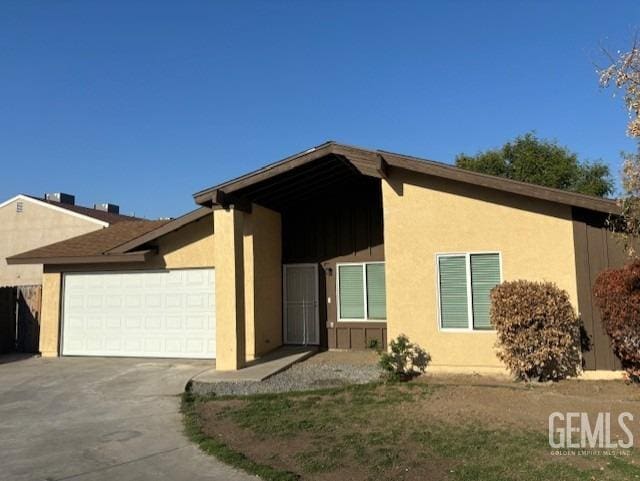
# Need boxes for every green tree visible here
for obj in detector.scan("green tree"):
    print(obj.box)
[455,133,613,197]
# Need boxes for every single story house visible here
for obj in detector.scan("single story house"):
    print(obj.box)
[7,142,625,373]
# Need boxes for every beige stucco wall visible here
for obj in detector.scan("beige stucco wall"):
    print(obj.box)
[39,272,62,356]
[214,208,245,370]
[0,198,106,286]
[38,215,215,357]
[148,215,214,269]
[243,205,282,360]
[382,170,578,368]
[214,204,283,370]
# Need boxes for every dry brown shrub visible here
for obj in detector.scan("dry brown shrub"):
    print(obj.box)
[490,280,581,381]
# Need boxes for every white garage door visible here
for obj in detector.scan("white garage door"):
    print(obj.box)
[62,269,215,359]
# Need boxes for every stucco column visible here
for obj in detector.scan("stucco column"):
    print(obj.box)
[242,205,282,360]
[40,271,62,357]
[214,207,246,370]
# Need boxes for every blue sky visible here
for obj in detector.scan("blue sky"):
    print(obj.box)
[1,1,639,218]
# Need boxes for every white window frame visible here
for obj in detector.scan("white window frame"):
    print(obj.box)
[336,261,387,323]
[435,252,502,332]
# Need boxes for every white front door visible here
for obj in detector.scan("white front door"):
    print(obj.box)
[283,264,319,345]
[61,269,216,359]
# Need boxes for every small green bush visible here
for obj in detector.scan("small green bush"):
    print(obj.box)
[490,280,581,382]
[379,334,431,381]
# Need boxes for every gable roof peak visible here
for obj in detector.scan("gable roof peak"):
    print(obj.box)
[0,193,146,225]
[193,141,619,215]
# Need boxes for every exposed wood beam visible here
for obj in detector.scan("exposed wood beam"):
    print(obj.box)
[266,178,357,210]
[194,143,336,204]
[237,158,348,198]
[252,169,357,206]
[212,190,252,213]
[331,148,384,179]
[375,154,388,179]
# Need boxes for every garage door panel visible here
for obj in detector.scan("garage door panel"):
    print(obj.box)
[166,315,182,329]
[105,295,122,308]
[144,275,163,288]
[105,316,121,329]
[145,294,162,308]
[86,316,102,329]
[165,295,182,308]
[124,338,143,352]
[62,269,215,359]
[125,295,142,308]
[165,271,183,286]
[85,275,105,289]
[105,338,122,351]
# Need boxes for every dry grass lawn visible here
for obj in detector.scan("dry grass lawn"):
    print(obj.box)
[184,374,640,481]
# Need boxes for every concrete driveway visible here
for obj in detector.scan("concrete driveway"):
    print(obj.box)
[0,356,254,481]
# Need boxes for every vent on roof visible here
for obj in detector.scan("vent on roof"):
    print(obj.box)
[93,203,120,214]
[16,201,23,213]
[45,192,75,205]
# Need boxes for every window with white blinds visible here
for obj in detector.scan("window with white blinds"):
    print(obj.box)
[337,262,386,321]
[437,253,501,330]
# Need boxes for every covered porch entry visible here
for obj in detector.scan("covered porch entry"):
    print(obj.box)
[204,144,388,370]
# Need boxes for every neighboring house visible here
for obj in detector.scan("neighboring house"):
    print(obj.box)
[7,142,625,373]
[0,193,139,287]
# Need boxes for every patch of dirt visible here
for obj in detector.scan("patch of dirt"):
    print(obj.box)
[429,381,640,477]
[304,350,380,366]
[198,401,321,475]
[416,376,640,440]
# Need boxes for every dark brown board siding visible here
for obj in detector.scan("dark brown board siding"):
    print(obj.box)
[329,323,387,350]
[572,208,624,371]
[281,177,386,350]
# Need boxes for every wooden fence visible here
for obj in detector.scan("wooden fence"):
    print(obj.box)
[0,285,42,354]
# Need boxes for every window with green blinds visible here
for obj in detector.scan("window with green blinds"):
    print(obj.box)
[438,256,469,329]
[337,263,387,321]
[338,265,365,319]
[366,263,386,320]
[438,253,501,330]
[471,254,501,329]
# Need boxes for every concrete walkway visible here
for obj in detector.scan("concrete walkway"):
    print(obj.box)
[0,356,255,481]
[191,345,317,384]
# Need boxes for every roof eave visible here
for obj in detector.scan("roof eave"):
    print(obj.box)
[6,250,153,266]
[378,151,621,215]
[192,142,620,215]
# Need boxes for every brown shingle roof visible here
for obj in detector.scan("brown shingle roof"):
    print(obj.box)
[25,195,143,224]
[8,220,169,261]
